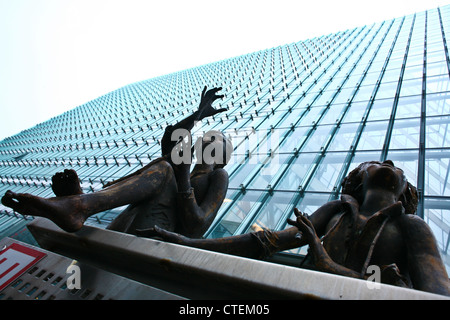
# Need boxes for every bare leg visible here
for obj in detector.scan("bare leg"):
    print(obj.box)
[1,161,173,232]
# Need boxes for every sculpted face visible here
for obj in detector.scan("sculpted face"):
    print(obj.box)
[360,160,408,197]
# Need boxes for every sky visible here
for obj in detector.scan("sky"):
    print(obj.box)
[0,0,449,141]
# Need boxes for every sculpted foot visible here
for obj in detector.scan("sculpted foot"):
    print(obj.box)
[1,190,85,232]
[52,169,84,197]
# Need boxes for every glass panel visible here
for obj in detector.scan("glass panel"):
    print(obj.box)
[388,118,420,149]
[353,84,375,102]
[247,153,290,189]
[342,101,369,123]
[427,61,449,77]
[404,52,423,68]
[382,68,402,82]
[396,95,421,118]
[376,81,399,99]
[426,92,450,116]
[277,153,316,191]
[298,106,325,126]
[425,149,450,196]
[400,78,423,97]
[228,159,262,189]
[355,121,389,151]
[327,123,359,151]
[426,115,450,148]
[427,50,446,64]
[307,152,347,192]
[208,190,264,238]
[277,126,309,153]
[302,124,334,152]
[291,192,332,217]
[427,74,450,93]
[320,103,347,124]
[247,191,296,232]
[277,106,308,128]
[403,65,424,79]
[423,200,450,274]
[334,87,356,104]
[366,98,394,121]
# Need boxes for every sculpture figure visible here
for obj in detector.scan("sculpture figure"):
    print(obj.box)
[139,160,450,296]
[1,86,232,239]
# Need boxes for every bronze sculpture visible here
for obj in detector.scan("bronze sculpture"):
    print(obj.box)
[1,86,232,239]
[138,160,450,296]
[1,84,449,296]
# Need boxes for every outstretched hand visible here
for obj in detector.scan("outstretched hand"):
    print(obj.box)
[287,208,333,270]
[197,86,226,120]
[287,208,317,242]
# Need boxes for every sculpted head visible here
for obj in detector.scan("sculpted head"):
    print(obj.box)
[341,160,418,215]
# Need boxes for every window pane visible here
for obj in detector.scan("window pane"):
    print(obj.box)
[396,95,421,118]
[426,116,450,148]
[307,152,347,192]
[208,190,264,238]
[425,149,450,196]
[355,121,389,150]
[427,92,450,116]
[277,153,316,191]
[389,118,420,149]
[366,98,394,121]
[247,191,296,232]
[327,123,359,151]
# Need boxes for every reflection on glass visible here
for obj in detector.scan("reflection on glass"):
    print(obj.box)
[427,92,450,116]
[246,191,296,232]
[327,123,359,151]
[355,121,389,150]
[207,190,264,238]
[396,95,421,118]
[423,204,450,274]
[307,152,347,192]
[277,153,316,191]
[425,150,450,196]
[426,116,450,148]
[389,118,420,149]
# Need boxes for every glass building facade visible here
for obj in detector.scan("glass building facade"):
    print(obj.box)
[1,6,450,273]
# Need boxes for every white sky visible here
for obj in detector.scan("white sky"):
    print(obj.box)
[0,0,449,141]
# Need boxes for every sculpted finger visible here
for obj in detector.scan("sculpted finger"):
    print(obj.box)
[286,218,298,227]
[212,108,227,115]
[299,212,314,229]
[293,208,302,218]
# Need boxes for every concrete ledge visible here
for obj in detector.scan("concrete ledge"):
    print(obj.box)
[28,218,449,300]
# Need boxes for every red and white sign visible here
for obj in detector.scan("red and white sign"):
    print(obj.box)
[0,243,46,291]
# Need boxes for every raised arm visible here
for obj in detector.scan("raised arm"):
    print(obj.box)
[103,86,226,188]
[176,168,229,238]
[161,86,226,157]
